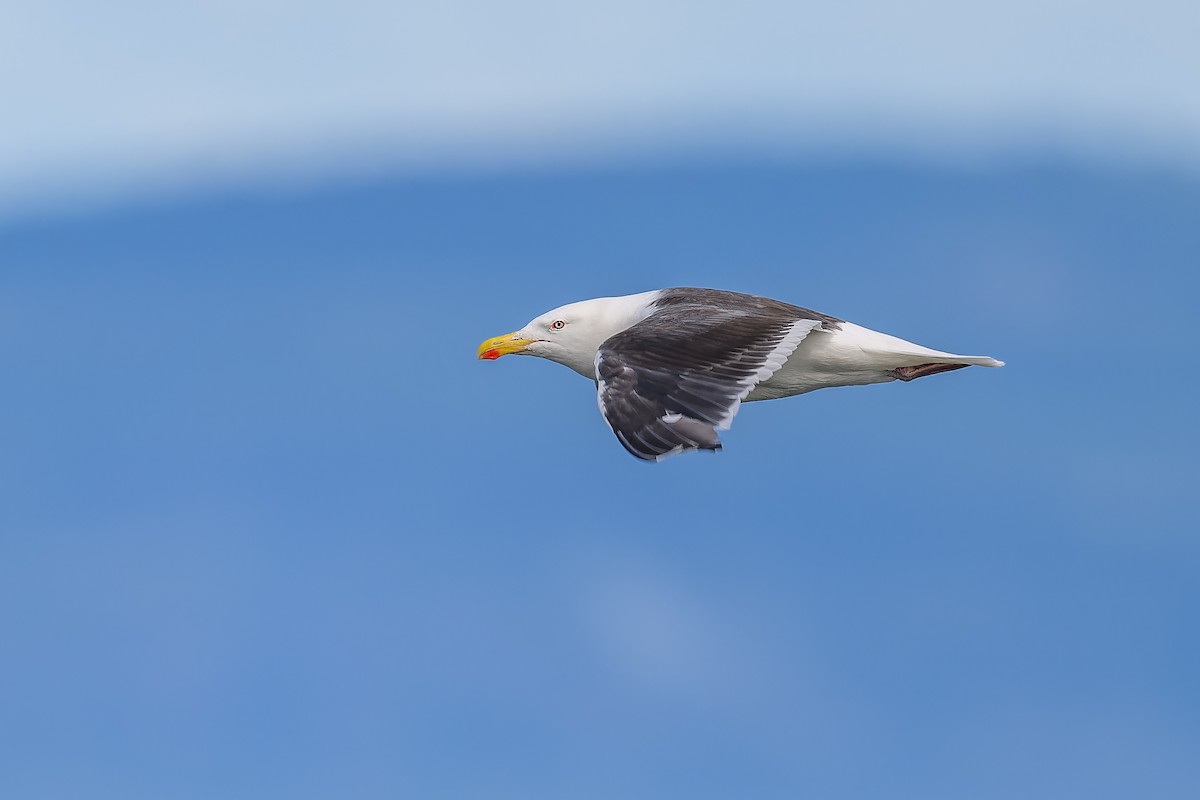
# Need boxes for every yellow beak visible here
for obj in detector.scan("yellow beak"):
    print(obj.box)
[478,332,536,360]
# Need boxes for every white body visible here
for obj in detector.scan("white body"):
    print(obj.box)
[746,320,999,400]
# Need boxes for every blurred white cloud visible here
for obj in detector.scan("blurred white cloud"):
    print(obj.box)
[3,1,1198,217]
[577,558,737,696]
[573,553,776,707]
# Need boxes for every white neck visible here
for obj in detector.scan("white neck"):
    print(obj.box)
[527,290,661,377]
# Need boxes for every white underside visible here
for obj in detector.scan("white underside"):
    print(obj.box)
[744,321,1004,401]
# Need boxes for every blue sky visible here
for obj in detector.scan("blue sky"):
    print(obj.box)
[3,161,1198,799]
[2,5,1200,799]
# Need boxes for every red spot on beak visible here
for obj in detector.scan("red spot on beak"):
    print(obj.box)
[481,348,501,360]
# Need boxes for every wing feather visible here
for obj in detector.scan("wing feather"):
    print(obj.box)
[595,299,825,461]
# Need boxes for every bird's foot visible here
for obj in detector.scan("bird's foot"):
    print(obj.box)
[891,363,970,382]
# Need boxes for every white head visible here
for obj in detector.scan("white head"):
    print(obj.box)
[478,291,659,377]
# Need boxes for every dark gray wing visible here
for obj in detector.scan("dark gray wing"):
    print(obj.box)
[594,293,830,461]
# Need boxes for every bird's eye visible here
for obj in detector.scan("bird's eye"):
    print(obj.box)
[550,320,566,330]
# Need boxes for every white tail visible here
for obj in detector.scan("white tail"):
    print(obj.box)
[842,322,1005,368]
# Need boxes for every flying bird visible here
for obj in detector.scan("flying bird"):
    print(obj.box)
[478,288,1003,461]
